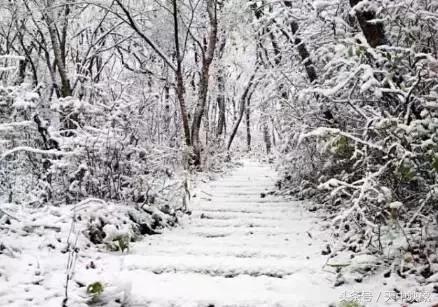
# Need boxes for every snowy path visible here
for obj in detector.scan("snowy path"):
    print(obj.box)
[81,160,348,306]
[2,160,431,307]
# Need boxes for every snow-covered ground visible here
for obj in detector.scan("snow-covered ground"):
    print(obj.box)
[1,160,436,306]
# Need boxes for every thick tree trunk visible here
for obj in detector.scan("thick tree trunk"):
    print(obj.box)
[216,71,226,137]
[349,0,388,48]
[176,71,191,147]
[204,97,210,146]
[15,58,27,85]
[191,61,211,163]
[215,33,227,138]
[16,32,38,87]
[45,3,72,98]
[172,0,192,149]
[289,21,317,83]
[191,0,218,167]
[44,0,77,134]
[282,1,317,83]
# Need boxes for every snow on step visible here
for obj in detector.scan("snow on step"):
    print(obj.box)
[111,271,336,307]
[122,254,308,278]
[129,244,299,259]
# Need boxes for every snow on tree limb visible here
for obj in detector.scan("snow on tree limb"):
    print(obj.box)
[299,127,384,151]
[1,147,76,160]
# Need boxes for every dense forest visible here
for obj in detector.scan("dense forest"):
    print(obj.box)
[1,0,438,306]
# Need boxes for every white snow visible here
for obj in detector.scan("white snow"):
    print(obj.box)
[0,160,436,306]
[389,201,403,210]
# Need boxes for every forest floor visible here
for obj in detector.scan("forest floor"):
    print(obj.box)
[1,160,437,306]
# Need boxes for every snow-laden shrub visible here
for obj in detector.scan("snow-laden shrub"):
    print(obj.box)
[278,0,438,261]
[0,51,188,207]
[0,58,45,204]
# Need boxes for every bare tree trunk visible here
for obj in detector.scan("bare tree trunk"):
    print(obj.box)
[216,71,226,137]
[263,122,272,154]
[289,21,317,83]
[15,58,27,85]
[175,70,191,147]
[204,97,210,145]
[191,0,218,167]
[227,72,257,151]
[215,33,227,138]
[269,32,281,66]
[246,98,251,152]
[16,28,38,87]
[211,93,217,136]
[271,119,276,147]
[232,97,237,122]
[282,1,317,83]
[172,0,192,148]
[349,0,388,48]
[44,0,78,134]
[44,1,72,98]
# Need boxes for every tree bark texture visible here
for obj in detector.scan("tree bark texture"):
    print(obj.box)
[349,0,388,48]
[191,0,218,167]
[227,72,257,151]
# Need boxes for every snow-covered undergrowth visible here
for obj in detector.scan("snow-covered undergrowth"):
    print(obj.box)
[0,158,240,306]
[0,198,182,305]
[273,0,438,295]
[0,56,240,306]
[0,74,190,305]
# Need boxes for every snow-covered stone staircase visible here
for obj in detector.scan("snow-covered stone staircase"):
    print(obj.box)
[2,161,434,307]
[90,160,342,306]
